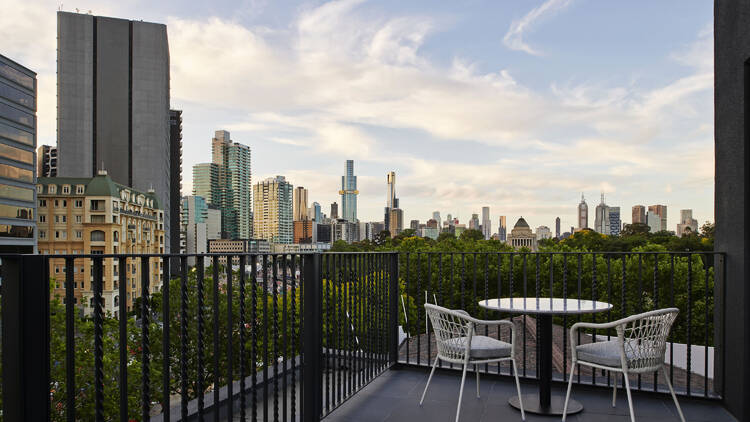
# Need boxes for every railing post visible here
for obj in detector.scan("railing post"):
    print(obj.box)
[302,253,322,422]
[1,255,50,421]
[389,252,400,368]
[714,253,726,397]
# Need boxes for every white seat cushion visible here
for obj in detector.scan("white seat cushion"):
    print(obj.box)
[445,335,512,359]
[576,340,635,367]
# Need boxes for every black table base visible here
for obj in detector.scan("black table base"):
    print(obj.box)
[509,394,583,416]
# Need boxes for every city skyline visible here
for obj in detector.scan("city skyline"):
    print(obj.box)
[3,1,714,232]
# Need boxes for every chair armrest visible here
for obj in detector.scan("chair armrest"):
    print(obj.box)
[569,320,625,355]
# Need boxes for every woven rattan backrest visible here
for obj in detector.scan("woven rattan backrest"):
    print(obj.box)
[424,304,473,362]
[619,308,679,371]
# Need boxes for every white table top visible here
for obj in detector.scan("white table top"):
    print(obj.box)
[478,297,613,315]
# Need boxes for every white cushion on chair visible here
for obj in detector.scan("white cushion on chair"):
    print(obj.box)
[445,335,512,359]
[576,340,636,367]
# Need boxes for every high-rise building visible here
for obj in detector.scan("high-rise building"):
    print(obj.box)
[37,145,57,177]
[555,217,561,238]
[469,213,480,231]
[432,211,441,224]
[333,219,359,243]
[169,110,182,272]
[330,202,339,219]
[253,176,293,244]
[481,206,491,240]
[578,194,589,229]
[310,202,322,222]
[410,219,419,231]
[180,195,220,265]
[388,208,404,237]
[498,216,507,241]
[293,186,308,221]
[507,218,537,251]
[594,194,610,235]
[647,212,661,233]
[387,171,397,209]
[57,12,172,251]
[293,220,313,244]
[192,163,219,206]
[340,160,358,222]
[608,207,621,236]
[676,209,699,237]
[211,130,252,239]
[39,173,164,316]
[648,205,668,232]
[536,225,552,240]
[632,205,646,225]
[0,54,37,253]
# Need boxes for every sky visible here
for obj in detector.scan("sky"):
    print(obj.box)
[1,0,714,233]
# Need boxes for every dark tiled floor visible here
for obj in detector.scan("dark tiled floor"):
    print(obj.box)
[323,367,735,422]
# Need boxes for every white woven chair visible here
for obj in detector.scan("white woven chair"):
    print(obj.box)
[420,303,525,422]
[562,308,685,422]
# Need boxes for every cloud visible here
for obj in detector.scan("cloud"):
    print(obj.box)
[503,0,573,56]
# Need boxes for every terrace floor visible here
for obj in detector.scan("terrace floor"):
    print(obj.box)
[322,367,735,422]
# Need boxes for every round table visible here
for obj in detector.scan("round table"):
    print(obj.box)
[478,297,613,416]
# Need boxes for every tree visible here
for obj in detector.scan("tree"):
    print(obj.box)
[621,222,651,236]
[374,230,391,246]
[459,229,484,242]
[700,221,715,239]
[436,232,456,242]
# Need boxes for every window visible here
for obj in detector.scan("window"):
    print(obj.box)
[48,185,56,194]
[76,185,84,194]
[61,215,66,223]
[0,120,33,145]
[0,204,33,220]
[74,199,83,208]
[112,216,117,223]
[38,199,46,207]
[39,230,46,239]
[54,215,59,223]
[36,184,42,194]
[62,200,66,207]
[0,63,34,90]
[55,230,66,239]
[39,214,45,223]
[75,215,82,223]
[54,200,58,207]
[75,230,82,239]
[0,143,33,164]
[0,225,33,238]
[62,185,70,194]
[90,230,105,242]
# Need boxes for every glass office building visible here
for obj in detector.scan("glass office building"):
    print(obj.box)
[0,55,36,253]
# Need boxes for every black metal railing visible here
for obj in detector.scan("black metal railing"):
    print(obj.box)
[396,251,723,400]
[0,252,399,422]
[0,250,725,421]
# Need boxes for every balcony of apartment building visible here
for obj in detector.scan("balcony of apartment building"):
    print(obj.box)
[0,3,748,422]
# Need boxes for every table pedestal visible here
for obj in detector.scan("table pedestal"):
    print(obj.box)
[507,314,583,416]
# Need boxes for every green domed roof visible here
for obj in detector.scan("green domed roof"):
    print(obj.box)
[514,217,529,228]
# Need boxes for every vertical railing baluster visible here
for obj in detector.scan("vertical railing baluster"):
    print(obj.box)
[291,255,297,421]
[562,254,567,382]
[262,255,269,422]
[670,254,675,387]
[704,253,710,397]
[405,252,410,365]
[461,253,466,310]
[180,257,189,420]
[522,253,527,378]
[251,255,258,422]
[416,253,421,366]
[347,254,353,397]
[637,254,643,390]
[483,254,489,373]
[606,256,612,387]
[687,253,693,396]
[141,256,151,422]
[592,253,597,386]
[227,255,235,421]
[535,254,540,381]
[653,253,659,391]
[118,255,128,422]
[282,255,288,421]
[93,256,105,422]
[576,253,582,384]
[213,257,220,422]
[239,255,247,422]
[621,254,627,391]
[496,253,503,374]
[197,257,205,419]
[273,255,279,421]
[64,257,75,422]
[162,256,171,422]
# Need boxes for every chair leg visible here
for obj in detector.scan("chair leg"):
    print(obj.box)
[420,357,439,406]
[475,364,480,398]
[612,372,618,407]
[562,365,575,422]
[455,363,469,422]
[661,366,685,422]
[623,372,635,422]
[512,359,525,421]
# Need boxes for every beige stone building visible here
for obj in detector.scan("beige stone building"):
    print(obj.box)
[506,217,537,251]
[37,172,164,317]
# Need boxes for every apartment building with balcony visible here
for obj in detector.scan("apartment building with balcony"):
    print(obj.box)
[36,171,164,317]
